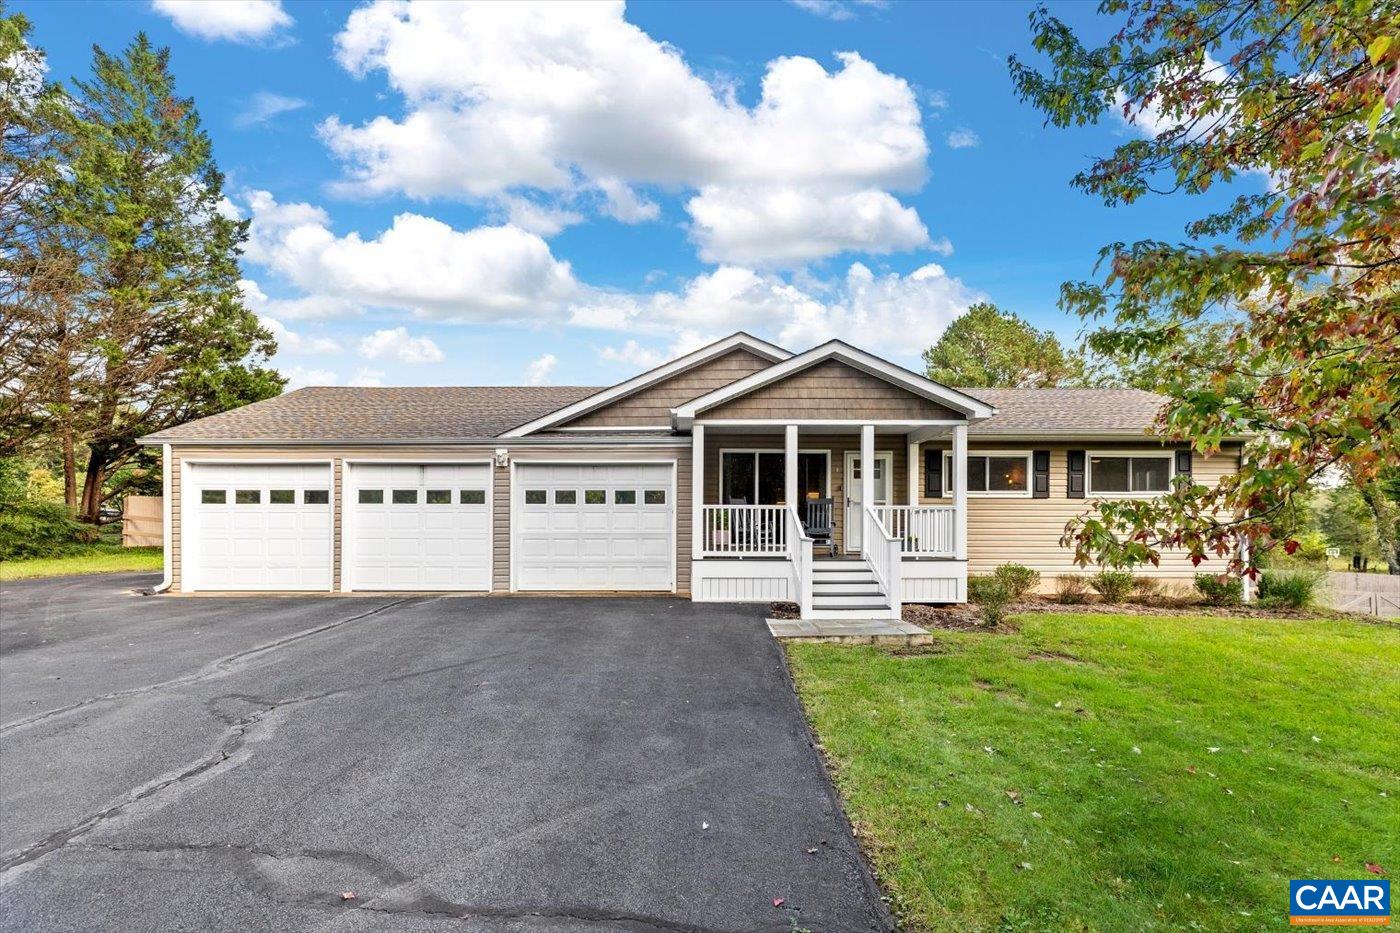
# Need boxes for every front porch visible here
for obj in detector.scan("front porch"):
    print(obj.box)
[688,421,972,618]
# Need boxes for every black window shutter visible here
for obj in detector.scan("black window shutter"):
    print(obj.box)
[1032,450,1050,498]
[1067,450,1086,498]
[1175,448,1193,477]
[924,448,943,497]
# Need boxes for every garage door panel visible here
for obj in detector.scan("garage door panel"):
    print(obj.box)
[189,464,332,591]
[347,463,491,591]
[514,463,674,592]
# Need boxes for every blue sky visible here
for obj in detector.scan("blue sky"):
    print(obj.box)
[18,0,1237,389]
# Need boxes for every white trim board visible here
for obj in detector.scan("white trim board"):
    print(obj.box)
[502,332,790,437]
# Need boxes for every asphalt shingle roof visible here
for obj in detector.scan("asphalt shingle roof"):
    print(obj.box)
[957,387,1167,436]
[142,386,602,442]
[142,384,1169,442]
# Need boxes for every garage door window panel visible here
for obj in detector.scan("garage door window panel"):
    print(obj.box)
[359,489,384,504]
[201,489,226,504]
[524,489,547,505]
[645,489,666,505]
[555,489,576,504]
[425,489,451,504]
[585,489,605,504]
[304,489,328,504]
[235,490,261,504]
[269,489,295,504]
[460,489,485,505]
[615,490,637,505]
[392,489,418,504]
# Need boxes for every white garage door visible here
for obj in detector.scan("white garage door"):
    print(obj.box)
[514,463,674,591]
[187,463,332,591]
[347,463,492,591]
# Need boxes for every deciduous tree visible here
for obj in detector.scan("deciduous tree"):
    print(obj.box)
[1011,0,1400,574]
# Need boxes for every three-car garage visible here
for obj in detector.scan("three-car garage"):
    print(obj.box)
[179,458,676,595]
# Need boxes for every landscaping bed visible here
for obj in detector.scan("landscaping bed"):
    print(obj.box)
[785,612,1399,931]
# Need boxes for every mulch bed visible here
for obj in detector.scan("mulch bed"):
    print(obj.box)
[771,597,1370,633]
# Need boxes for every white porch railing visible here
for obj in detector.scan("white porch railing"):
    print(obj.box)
[862,504,902,619]
[786,505,814,617]
[875,505,956,556]
[700,505,788,556]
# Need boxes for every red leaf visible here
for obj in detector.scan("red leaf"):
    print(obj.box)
[772,898,786,908]
[1366,862,1385,875]
[1284,539,1300,555]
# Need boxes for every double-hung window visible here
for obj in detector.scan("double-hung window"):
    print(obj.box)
[941,451,1032,497]
[1088,453,1172,495]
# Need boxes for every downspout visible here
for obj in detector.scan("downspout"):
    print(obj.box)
[151,443,173,593]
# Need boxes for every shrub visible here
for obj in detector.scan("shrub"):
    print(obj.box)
[1194,573,1244,607]
[1089,570,1135,604]
[0,498,92,561]
[991,563,1040,600]
[1054,575,1090,604]
[970,576,1011,627]
[1257,567,1322,609]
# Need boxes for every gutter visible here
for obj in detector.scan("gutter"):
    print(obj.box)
[136,435,690,447]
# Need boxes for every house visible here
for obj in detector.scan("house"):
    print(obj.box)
[139,332,1242,618]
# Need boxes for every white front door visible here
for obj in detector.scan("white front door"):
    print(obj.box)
[346,463,492,591]
[514,463,674,591]
[844,451,892,552]
[186,463,333,591]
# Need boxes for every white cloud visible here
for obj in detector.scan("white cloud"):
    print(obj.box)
[349,368,385,387]
[500,196,584,237]
[787,0,887,21]
[928,236,954,257]
[234,91,306,128]
[945,128,980,149]
[358,326,445,364]
[598,331,713,372]
[925,89,949,112]
[524,353,557,386]
[151,0,292,43]
[687,185,928,266]
[322,2,931,266]
[243,190,579,323]
[258,315,341,355]
[283,366,338,390]
[577,262,981,360]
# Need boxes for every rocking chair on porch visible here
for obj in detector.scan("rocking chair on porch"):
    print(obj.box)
[803,498,835,556]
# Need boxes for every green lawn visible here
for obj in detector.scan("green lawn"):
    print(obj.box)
[0,546,164,581]
[786,613,1400,932]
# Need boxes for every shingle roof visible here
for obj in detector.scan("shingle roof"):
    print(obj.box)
[142,383,1169,442]
[142,386,602,442]
[957,387,1167,436]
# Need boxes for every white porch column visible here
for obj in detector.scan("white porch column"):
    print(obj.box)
[691,424,704,560]
[952,422,968,561]
[784,424,799,508]
[906,436,919,505]
[860,423,875,517]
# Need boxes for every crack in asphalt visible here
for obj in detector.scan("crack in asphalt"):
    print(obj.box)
[0,597,419,735]
[65,841,732,932]
[0,647,526,881]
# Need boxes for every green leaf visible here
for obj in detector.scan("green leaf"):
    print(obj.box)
[1368,34,1392,65]
[1366,98,1387,138]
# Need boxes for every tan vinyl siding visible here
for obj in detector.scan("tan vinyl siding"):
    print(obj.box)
[565,348,772,428]
[702,433,912,552]
[701,360,960,421]
[916,442,1242,584]
[170,443,690,596]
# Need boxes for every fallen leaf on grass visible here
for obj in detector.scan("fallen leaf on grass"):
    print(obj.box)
[772,898,785,908]
[340,892,356,901]
[1366,863,1385,875]
[1332,856,1343,863]
[1186,766,1198,774]
[1005,790,1023,805]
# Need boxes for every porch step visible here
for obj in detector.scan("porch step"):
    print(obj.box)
[811,595,892,609]
[812,581,883,596]
[811,569,877,583]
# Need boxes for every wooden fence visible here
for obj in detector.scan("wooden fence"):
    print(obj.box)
[122,495,163,548]
[1322,572,1400,618]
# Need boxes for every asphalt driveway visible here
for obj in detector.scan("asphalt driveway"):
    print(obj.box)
[0,574,888,932]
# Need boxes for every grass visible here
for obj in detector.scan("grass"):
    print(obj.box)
[786,613,1400,931]
[0,545,164,581]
